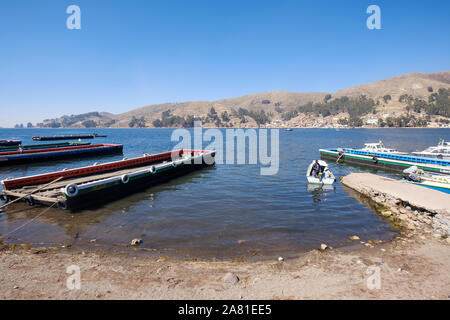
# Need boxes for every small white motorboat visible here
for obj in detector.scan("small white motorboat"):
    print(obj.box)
[306,160,336,185]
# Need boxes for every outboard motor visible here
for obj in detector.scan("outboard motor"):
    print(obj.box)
[403,166,418,179]
[408,173,422,183]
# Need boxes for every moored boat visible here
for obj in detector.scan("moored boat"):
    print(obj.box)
[411,139,450,160]
[0,149,215,210]
[32,134,107,141]
[321,147,450,174]
[403,166,450,194]
[306,160,336,185]
[0,140,21,147]
[358,141,408,155]
[0,143,123,166]
[0,141,90,151]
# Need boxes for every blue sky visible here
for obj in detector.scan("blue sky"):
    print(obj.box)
[0,0,449,127]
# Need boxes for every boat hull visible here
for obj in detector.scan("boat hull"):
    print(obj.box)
[0,142,90,151]
[0,140,21,147]
[320,149,450,174]
[1,150,215,211]
[307,176,335,185]
[410,182,450,194]
[0,144,123,166]
[411,152,450,161]
[65,161,212,210]
[32,134,104,141]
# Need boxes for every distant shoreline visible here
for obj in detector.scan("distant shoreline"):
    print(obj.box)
[2,126,449,130]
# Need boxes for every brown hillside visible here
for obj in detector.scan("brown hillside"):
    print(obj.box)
[35,70,450,128]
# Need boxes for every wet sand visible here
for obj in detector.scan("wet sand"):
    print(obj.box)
[1,234,449,300]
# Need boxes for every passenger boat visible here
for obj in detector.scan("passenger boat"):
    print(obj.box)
[358,141,408,155]
[403,166,450,194]
[320,147,450,174]
[0,140,21,147]
[0,142,90,151]
[411,139,450,160]
[306,160,336,185]
[32,134,107,141]
[0,143,123,166]
[0,149,215,210]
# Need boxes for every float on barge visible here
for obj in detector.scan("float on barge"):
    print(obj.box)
[0,140,21,147]
[0,143,123,166]
[32,134,106,141]
[320,148,450,174]
[0,149,215,210]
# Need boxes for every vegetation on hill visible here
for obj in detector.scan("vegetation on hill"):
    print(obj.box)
[404,88,450,117]
[151,106,272,128]
[378,115,429,127]
[152,110,195,128]
[281,95,376,121]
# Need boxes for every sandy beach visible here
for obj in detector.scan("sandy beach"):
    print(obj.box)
[1,232,449,300]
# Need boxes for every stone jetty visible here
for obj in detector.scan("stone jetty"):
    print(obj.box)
[341,173,450,237]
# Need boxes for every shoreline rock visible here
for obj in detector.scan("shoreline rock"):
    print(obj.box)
[341,173,450,237]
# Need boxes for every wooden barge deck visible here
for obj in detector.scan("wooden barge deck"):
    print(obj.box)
[1,149,215,211]
[320,148,450,174]
[0,143,123,166]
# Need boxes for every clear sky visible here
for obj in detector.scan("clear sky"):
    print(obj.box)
[1,0,449,127]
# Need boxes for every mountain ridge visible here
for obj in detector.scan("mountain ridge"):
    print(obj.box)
[29,70,450,128]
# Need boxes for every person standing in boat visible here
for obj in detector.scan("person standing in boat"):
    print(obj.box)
[311,160,320,178]
[18,144,24,154]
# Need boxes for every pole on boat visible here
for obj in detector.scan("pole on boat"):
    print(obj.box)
[0,176,64,210]
[336,154,344,163]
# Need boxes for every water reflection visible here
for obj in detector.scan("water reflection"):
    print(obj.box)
[307,184,336,203]
[1,168,212,244]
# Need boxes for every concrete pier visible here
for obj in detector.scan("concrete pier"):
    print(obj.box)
[341,173,450,236]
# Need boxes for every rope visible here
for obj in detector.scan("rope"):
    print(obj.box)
[2,202,57,238]
[0,176,64,210]
[336,153,344,163]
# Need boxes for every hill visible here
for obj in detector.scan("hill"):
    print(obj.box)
[30,70,450,128]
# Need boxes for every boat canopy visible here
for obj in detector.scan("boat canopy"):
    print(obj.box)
[306,160,329,177]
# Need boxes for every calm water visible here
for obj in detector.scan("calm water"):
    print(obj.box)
[0,128,448,259]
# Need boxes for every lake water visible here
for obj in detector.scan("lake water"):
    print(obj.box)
[0,128,448,259]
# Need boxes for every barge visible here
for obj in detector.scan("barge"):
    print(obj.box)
[32,133,106,141]
[320,148,450,174]
[0,141,90,151]
[0,143,123,166]
[0,140,21,147]
[0,149,215,210]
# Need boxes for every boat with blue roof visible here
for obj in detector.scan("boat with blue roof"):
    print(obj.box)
[320,145,450,174]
